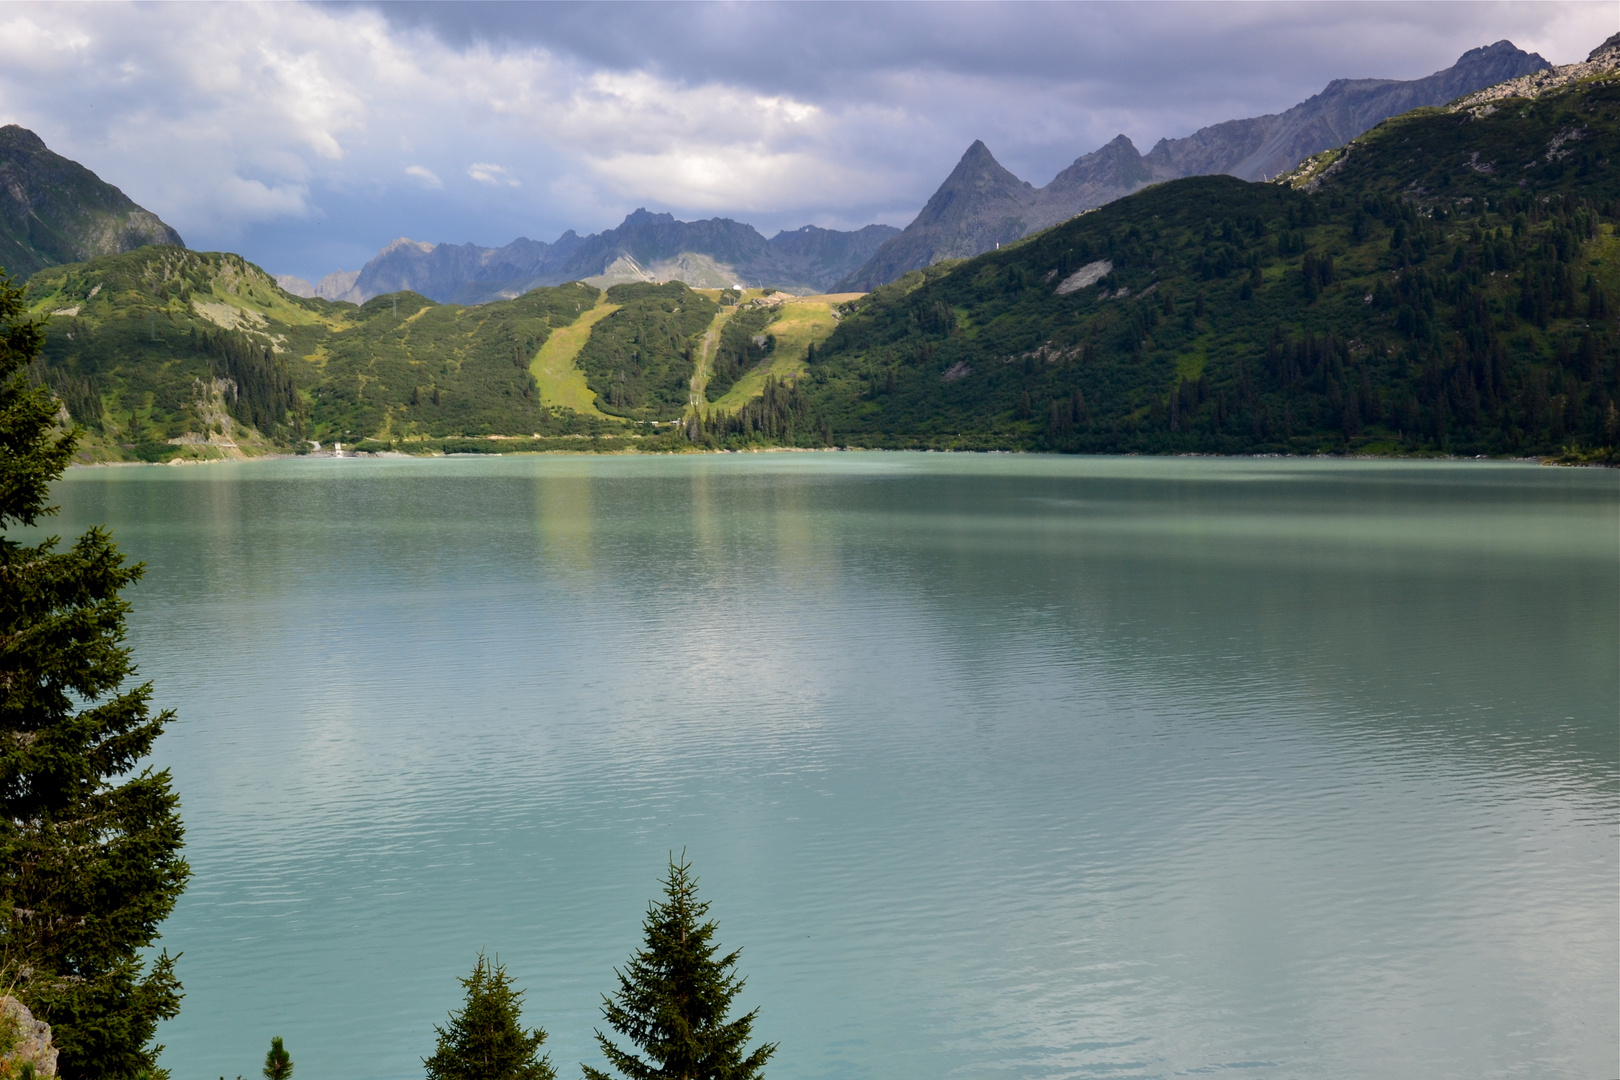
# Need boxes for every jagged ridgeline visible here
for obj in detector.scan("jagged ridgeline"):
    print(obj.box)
[574,282,718,419]
[20,249,619,460]
[803,76,1620,456]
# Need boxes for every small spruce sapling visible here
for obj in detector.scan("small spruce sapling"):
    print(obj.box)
[263,1038,293,1080]
[425,953,555,1080]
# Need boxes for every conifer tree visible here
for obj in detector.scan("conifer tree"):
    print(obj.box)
[263,1037,292,1080]
[584,855,775,1080]
[425,953,555,1080]
[0,270,189,1079]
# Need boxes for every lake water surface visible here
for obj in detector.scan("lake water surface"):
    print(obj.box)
[49,453,1617,1080]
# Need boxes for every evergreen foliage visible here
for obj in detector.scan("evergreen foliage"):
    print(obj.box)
[17,70,1620,459]
[585,856,775,1080]
[704,305,776,403]
[682,378,822,450]
[425,954,556,1080]
[262,1037,292,1080]
[0,269,188,1079]
[573,283,718,420]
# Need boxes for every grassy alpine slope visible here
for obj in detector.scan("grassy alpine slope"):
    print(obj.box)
[531,294,621,417]
[705,295,852,412]
[796,73,1620,458]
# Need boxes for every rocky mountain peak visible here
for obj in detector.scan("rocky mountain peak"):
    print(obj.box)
[0,124,48,152]
[937,140,1033,195]
[1458,40,1545,67]
[620,208,678,228]
[959,139,996,163]
[837,36,1563,292]
[378,237,435,256]
[0,125,184,278]
[1450,31,1617,112]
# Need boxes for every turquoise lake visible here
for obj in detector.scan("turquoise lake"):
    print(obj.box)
[47,453,1618,1080]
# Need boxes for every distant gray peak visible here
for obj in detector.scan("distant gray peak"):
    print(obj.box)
[315,269,359,302]
[621,208,677,228]
[379,237,435,256]
[274,274,316,298]
[333,212,898,305]
[1450,32,1616,113]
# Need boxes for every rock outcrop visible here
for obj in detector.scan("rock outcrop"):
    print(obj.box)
[833,141,1037,291]
[1450,32,1620,112]
[0,996,57,1080]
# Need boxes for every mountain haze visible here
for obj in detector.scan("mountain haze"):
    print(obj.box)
[0,125,184,279]
[836,40,1551,290]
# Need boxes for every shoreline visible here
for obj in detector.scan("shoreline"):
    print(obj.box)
[65,445,1581,470]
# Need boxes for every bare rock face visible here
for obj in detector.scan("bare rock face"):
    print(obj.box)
[274,274,317,298]
[0,996,58,1079]
[834,141,1037,291]
[314,269,361,302]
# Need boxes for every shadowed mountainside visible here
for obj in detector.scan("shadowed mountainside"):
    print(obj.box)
[0,125,184,279]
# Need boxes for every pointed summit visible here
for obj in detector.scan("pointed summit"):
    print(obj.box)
[834,141,1035,291]
[841,36,1558,291]
[957,139,998,165]
[924,141,1035,219]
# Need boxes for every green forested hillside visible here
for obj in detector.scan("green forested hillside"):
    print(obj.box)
[574,282,717,419]
[18,249,620,459]
[791,76,1620,457]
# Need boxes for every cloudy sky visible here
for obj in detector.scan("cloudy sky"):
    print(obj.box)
[0,1,1610,282]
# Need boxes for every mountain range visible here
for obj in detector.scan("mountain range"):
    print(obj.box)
[832,39,1551,290]
[276,212,898,304]
[9,30,1618,464]
[0,125,183,280]
[0,39,1552,307]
